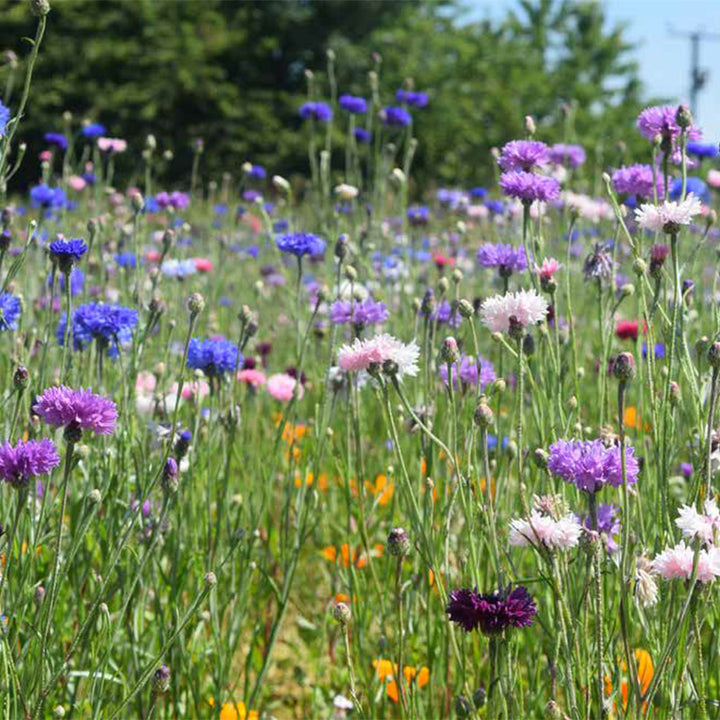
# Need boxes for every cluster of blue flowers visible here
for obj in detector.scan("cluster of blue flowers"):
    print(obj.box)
[57,302,139,357]
[187,338,241,376]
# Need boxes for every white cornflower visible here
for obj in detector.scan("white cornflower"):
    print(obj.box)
[480,289,548,334]
[675,498,720,545]
[634,193,702,233]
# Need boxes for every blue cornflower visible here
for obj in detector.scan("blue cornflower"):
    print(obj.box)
[642,342,665,359]
[49,238,87,273]
[57,302,139,357]
[30,184,66,210]
[354,128,371,144]
[407,205,430,226]
[248,164,266,179]
[115,252,137,268]
[669,176,710,205]
[82,122,106,138]
[339,95,367,114]
[299,102,333,123]
[44,132,67,150]
[484,200,504,215]
[47,267,84,296]
[0,293,21,331]
[687,142,719,158]
[82,172,97,185]
[276,232,326,257]
[273,219,289,233]
[0,102,10,137]
[471,187,488,198]
[214,203,228,215]
[382,106,412,127]
[187,338,241,376]
[396,89,428,108]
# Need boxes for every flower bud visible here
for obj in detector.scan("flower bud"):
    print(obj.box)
[387,527,411,557]
[676,104,693,129]
[455,695,472,718]
[30,0,51,16]
[161,457,179,494]
[344,265,357,282]
[333,601,351,625]
[632,258,647,277]
[334,234,348,261]
[152,665,171,695]
[613,352,636,382]
[13,365,29,391]
[474,399,494,428]
[187,292,205,316]
[87,488,102,505]
[709,342,720,368]
[533,448,549,468]
[457,299,474,319]
[524,115,536,137]
[439,337,460,365]
[203,571,217,589]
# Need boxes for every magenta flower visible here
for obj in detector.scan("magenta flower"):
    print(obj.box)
[34,386,118,436]
[447,585,537,634]
[0,438,60,489]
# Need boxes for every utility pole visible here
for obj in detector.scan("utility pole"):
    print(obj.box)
[669,27,720,118]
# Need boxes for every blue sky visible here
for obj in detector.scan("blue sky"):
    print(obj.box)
[464,0,720,142]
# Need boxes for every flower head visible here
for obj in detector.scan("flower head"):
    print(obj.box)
[634,194,703,234]
[535,258,560,281]
[299,102,332,122]
[49,238,87,273]
[447,585,537,634]
[338,333,419,378]
[480,289,548,334]
[0,102,10,137]
[381,106,412,127]
[0,293,21,331]
[0,439,60,489]
[499,171,559,203]
[476,243,527,277]
[44,132,67,150]
[636,104,701,143]
[276,232,326,257]
[611,164,663,200]
[97,137,127,153]
[547,439,639,493]
[509,510,582,550]
[549,143,586,168]
[438,354,496,390]
[82,122,106,138]
[30,184,66,210]
[497,140,550,172]
[266,372,302,401]
[187,338,241,376]
[339,95,367,114]
[57,303,138,358]
[583,243,613,281]
[396,89,429,107]
[329,298,388,327]
[34,386,118,435]
[652,542,720,583]
[675,498,720,545]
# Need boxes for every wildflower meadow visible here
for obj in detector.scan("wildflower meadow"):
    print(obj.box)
[2,1,720,718]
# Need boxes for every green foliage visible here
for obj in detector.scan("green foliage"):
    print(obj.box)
[0,0,648,191]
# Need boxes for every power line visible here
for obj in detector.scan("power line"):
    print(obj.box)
[669,26,720,118]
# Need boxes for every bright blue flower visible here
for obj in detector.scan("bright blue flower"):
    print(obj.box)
[299,102,333,123]
[339,95,367,114]
[82,172,97,185]
[687,141,719,158]
[354,128,371,144]
[187,338,240,376]
[484,200,504,215]
[82,122,106,138]
[669,176,710,204]
[0,293,21,330]
[115,252,137,268]
[57,302,138,357]
[273,219,289,233]
[49,239,87,270]
[214,203,228,215]
[382,106,412,127]
[248,164,266,179]
[471,187,488,198]
[30,184,66,210]
[0,102,10,138]
[276,232,326,257]
[396,89,428,108]
[642,342,665,359]
[44,132,67,150]
[407,205,430,226]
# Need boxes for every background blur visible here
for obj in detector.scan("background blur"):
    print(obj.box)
[0,0,717,190]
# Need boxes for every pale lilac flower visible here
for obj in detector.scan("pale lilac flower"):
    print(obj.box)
[509,510,582,550]
[548,143,586,168]
[634,194,703,233]
[675,498,720,545]
[651,541,720,583]
[338,333,420,378]
[480,289,548,333]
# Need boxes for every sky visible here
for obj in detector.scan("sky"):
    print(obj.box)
[464,0,720,142]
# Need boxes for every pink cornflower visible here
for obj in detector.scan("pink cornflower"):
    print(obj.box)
[337,333,420,378]
[707,169,720,189]
[237,368,267,387]
[534,258,560,281]
[509,510,581,550]
[39,150,52,162]
[193,257,214,273]
[480,289,548,334]
[97,137,127,154]
[266,372,302,401]
[651,541,720,583]
[67,175,86,192]
[675,499,720,545]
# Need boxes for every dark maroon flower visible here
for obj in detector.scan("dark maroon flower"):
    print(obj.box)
[447,585,537,635]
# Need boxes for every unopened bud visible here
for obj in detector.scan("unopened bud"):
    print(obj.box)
[333,602,351,625]
[13,365,29,390]
[457,299,474,318]
[439,337,460,365]
[203,571,217,589]
[676,104,693,130]
[708,342,720,368]
[387,527,410,557]
[187,292,205,316]
[474,399,494,428]
[524,115,536,137]
[613,352,636,382]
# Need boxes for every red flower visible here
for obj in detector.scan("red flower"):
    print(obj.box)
[615,320,639,341]
[434,253,454,269]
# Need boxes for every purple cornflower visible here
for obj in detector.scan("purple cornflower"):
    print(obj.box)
[49,238,87,274]
[44,132,67,151]
[636,104,701,144]
[477,243,527,277]
[155,191,190,210]
[381,106,412,127]
[447,585,537,635]
[187,338,241,376]
[499,171,559,203]
[299,102,333,123]
[329,298,389,327]
[548,143,586,169]
[497,140,550,172]
[579,503,621,553]
[0,439,60,489]
[611,164,663,200]
[547,438,639,493]
[339,95,367,114]
[438,354,496,390]
[34,386,118,436]
[583,243,613,281]
[276,231,326,257]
